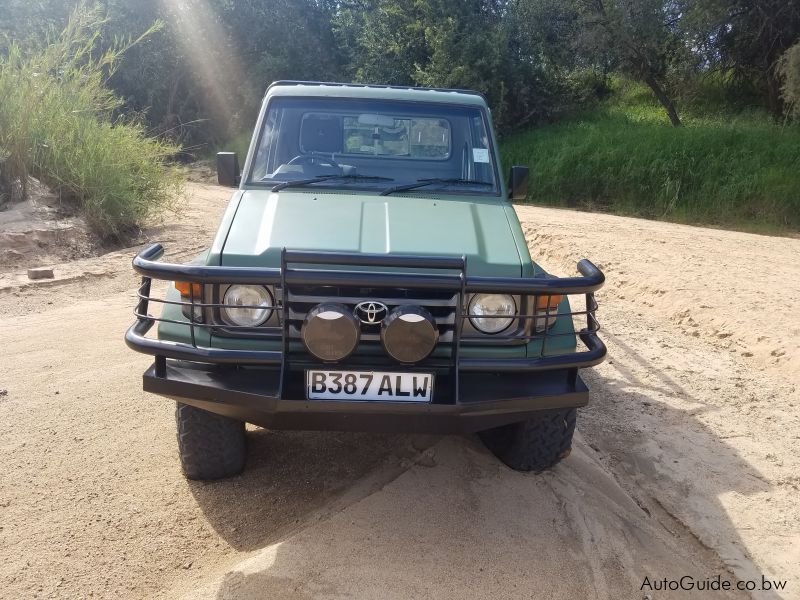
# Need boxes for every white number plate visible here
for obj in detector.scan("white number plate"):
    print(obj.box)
[306,370,433,402]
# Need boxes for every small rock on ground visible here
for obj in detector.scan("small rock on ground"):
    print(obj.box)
[27,267,54,280]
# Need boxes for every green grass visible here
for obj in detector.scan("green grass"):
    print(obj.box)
[0,8,183,239]
[500,80,800,233]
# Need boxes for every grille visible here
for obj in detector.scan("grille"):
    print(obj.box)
[285,285,459,343]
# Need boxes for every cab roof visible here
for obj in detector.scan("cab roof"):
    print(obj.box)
[265,80,489,108]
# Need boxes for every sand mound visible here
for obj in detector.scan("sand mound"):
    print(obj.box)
[0,178,98,272]
[189,436,742,600]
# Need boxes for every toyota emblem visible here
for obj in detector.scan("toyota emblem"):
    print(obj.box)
[354,301,389,324]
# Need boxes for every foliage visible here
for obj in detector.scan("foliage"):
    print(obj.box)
[334,0,427,86]
[1,0,343,150]
[500,81,800,232]
[571,0,688,126]
[2,0,800,233]
[684,0,800,117]
[334,0,566,131]
[0,6,182,237]
[4,0,798,142]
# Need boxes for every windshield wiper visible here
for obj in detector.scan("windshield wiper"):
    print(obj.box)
[271,174,394,192]
[379,178,493,196]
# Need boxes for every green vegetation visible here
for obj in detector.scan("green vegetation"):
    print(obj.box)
[0,8,182,239]
[2,0,799,233]
[501,81,800,232]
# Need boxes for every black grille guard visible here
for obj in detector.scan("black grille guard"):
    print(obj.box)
[125,244,606,395]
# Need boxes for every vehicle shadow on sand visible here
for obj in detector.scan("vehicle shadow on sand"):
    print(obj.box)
[187,429,437,552]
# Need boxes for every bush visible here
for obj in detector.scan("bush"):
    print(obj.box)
[500,81,800,232]
[0,7,182,238]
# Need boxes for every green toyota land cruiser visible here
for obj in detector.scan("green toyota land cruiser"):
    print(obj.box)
[126,81,605,480]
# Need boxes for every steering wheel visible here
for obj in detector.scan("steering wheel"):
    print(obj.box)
[287,153,340,169]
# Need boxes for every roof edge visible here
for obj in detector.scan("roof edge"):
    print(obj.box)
[265,80,487,103]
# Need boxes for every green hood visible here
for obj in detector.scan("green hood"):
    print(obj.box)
[219,190,524,276]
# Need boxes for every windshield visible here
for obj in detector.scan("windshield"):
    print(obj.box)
[248,97,499,195]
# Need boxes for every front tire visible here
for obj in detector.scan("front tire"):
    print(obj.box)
[479,408,577,472]
[175,403,247,480]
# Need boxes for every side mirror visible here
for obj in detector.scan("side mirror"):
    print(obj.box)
[217,152,240,187]
[509,165,529,201]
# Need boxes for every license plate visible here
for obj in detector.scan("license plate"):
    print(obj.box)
[306,370,434,402]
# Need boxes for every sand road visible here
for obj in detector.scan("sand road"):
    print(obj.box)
[1,183,798,599]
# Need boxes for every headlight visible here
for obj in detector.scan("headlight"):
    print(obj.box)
[221,285,273,327]
[468,293,516,334]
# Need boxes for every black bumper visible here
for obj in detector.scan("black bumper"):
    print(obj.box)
[144,361,590,434]
[128,244,606,433]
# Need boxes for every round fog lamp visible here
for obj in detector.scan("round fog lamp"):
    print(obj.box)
[381,306,439,363]
[221,285,273,327]
[468,293,515,334]
[302,303,360,362]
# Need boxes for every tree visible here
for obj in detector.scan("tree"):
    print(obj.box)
[335,0,569,131]
[574,0,686,126]
[103,0,344,149]
[413,0,509,119]
[687,0,800,118]
[334,0,429,85]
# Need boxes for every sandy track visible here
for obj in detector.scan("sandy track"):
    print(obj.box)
[516,206,800,592]
[0,184,797,599]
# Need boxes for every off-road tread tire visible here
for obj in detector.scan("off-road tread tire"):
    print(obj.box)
[479,408,577,472]
[175,403,246,480]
